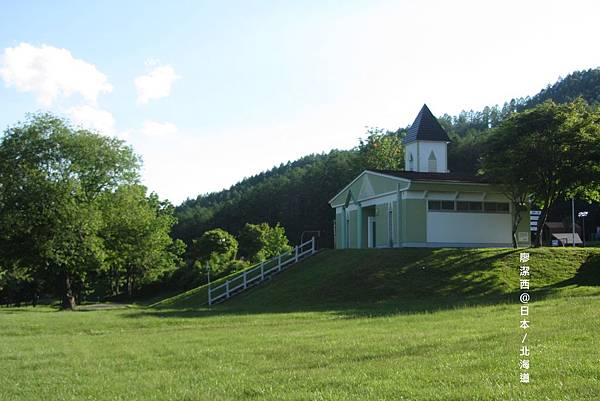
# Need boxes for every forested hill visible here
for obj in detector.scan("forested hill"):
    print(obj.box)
[173,150,363,247]
[173,67,600,248]
[522,68,600,108]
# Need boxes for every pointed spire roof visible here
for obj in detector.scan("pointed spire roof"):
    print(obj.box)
[403,104,450,144]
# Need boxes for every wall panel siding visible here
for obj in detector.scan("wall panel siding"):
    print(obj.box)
[404,199,427,242]
[392,200,399,246]
[426,211,512,244]
[348,210,357,248]
[375,204,388,247]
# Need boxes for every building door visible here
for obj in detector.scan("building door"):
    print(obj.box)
[368,216,376,248]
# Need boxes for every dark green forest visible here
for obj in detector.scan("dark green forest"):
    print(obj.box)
[174,68,600,249]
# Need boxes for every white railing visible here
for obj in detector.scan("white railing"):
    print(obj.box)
[208,237,316,305]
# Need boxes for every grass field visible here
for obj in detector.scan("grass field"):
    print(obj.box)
[1,248,599,401]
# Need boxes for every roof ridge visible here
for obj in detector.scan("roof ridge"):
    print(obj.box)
[403,104,451,144]
[368,169,490,183]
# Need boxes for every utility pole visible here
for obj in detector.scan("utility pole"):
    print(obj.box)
[571,197,576,247]
[207,262,211,309]
[300,230,320,245]
[578,211,588,247]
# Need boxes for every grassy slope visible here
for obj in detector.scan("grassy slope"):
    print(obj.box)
[159,248,600,311]
[1,248,599,401]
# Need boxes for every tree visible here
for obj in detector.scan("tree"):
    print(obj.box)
[262,223,292,259]
[481,100,600,246]
[192,229,238,269]
[238,222,292,262]
[358,127,405,171]
[99,185,184,298]
[238,223,266,260]
[0,114,140,308]
[0,264,35,307]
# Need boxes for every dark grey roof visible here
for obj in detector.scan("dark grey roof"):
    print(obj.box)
[403,104,451,144]
[370,169,491,184]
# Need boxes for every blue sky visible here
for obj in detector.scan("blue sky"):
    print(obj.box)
[1,0,599,203]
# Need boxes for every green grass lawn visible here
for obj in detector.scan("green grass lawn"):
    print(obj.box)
[1,249,599,401]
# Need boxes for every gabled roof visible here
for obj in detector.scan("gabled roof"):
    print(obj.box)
[370,170,491,184]
[329,169,495,207]
[403,104,451,144]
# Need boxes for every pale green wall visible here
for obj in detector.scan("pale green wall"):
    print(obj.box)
[374,204,388,247]
[367,174,407,195]
[403,199,427,242]
[394,199,401,244]
[347,210,357,248]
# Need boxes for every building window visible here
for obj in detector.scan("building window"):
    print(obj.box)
[497,202,509,213]
[469,202,483,212]
[409,153,414,171]
[441,201,454,211]
[429,200,510,213]
[428,150,437,172]
[484,202,497,212]
[428,200,455,211]
[428,200,441,210]
[457,201,469,211]
[483,202,510,213]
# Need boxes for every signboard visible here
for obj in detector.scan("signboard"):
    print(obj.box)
[530,215,540,221]
[518,232,529,242]
[530,210,542,216]
[530,226,538,232]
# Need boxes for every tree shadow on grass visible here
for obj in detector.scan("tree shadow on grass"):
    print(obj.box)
[122,287,598,321]
[122,248,600,321]
[552,252,600,287]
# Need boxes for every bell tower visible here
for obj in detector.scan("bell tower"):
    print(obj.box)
[403,104,451,173]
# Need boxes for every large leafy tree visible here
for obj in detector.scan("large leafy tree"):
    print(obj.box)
[191,228,238,268]
[0,114,140,308]
[481,100,600,246]
[358,127,405,171]
[99,185,184,297]
[238,222,292,262]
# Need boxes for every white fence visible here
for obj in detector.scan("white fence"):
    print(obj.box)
[208,237,316,305]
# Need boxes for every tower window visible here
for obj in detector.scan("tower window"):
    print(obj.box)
[428,150,437,172]
[408,153,414,171]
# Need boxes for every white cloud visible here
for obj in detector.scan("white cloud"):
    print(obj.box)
[134,65,180,104]
[0,43,112,106]
[144,58,160,67]
[140,121,178,137]
[67,105,118,136]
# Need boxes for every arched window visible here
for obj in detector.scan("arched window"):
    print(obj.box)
[408,153,414,171]
[428,150,437,172]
